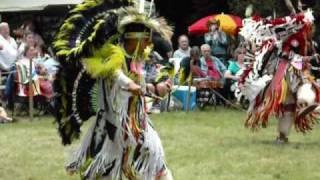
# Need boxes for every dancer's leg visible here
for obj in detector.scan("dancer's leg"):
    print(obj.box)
[276,111,294,143]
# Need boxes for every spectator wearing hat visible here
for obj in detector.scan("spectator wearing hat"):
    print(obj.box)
[204,19,229,65]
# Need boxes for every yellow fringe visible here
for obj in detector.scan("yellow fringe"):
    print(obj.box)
[279,79,288,104]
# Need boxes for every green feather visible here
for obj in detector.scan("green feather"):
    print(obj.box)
[71,0,104,14]
[87,20,105,42]
[178,68,187,85]
[54,14,109,63]
[155,63,175,83]
[83,43,126,79]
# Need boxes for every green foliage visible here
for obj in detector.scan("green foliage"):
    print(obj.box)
[228,0,320,18]
[228,0,287,17]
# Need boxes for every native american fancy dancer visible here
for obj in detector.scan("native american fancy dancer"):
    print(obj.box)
[52,0,174,179]
[235,9,320,143]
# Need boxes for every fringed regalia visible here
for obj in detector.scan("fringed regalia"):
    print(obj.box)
[52,0,174,179]
[236,10,320,136]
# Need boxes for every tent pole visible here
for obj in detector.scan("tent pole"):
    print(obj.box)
[29,58,33,121]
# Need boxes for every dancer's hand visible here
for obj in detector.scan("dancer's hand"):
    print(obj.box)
[156,80,172,97]
[165,79,173,91]
[127,81,143,96]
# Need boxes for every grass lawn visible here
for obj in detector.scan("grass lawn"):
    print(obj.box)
[1,108,320,180]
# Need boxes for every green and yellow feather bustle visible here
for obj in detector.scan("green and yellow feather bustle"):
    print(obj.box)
[71,0,104,14]
[83,43,127,79]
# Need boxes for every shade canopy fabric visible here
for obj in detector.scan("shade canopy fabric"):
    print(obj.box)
[0,0,83,12]
[188,13,242,36]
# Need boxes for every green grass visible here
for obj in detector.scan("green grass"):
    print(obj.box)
[1,108,320,180]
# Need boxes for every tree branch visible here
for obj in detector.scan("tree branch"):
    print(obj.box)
[284,0,296,14]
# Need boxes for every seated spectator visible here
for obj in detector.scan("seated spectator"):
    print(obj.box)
[18,32,36,59]
[204,19,228,65]
[0,22,18,71]
[146,77,172,113]
[33,45,55,101]
[15,45,41,97]
[34,45,59,80]
[200,44,227,105]
[36,64,53,101]
[200,44,226,84]
[173,35,191,59]
[20,20,44,46]
[5,45,53,110]
[224,47,246,100]
[224,47,245,83]
[179,46,205,82]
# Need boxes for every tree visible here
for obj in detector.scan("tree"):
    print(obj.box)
[191,0,229,21]
[228,0,290,17]
[228,0,318,18]
[228,0,320,42]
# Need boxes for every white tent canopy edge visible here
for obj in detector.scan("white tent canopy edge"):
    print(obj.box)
[0,0,84,12]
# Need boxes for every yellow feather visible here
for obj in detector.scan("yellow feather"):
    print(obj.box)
[71,0,103,13]
[279,79,288,104]
[83,44,126,79]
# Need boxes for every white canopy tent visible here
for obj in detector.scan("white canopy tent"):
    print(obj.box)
[0,0,83,12]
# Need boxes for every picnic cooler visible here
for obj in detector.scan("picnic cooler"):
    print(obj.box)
[172,85,196,111]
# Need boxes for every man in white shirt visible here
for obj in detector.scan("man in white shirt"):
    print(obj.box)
[173,34,191,59]
[0,22,18,71]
